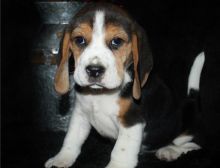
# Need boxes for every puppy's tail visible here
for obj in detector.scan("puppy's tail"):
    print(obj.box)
[187,52,205,96]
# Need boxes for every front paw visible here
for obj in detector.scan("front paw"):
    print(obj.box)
[105,161,136,168]
[45,152,76,168]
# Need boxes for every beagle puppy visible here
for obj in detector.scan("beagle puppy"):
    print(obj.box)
[45,3,204,168]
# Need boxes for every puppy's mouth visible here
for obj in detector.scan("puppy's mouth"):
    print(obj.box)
[89,83,104,89]
[75,81,107,90]
[87,81,120,90]
[87,77,105,89]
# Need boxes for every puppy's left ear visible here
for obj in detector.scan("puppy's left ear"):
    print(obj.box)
[132,24,153,100]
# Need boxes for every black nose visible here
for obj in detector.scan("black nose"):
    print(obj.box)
[86,65,105,78]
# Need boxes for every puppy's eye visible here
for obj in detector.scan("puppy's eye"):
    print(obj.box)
[74,36,87,47]
[109,38,124,50]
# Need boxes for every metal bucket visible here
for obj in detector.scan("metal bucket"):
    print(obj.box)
[36,1,84,24]
[31,1,85,131]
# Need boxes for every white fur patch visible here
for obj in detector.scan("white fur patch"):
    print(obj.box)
[106,123,145,168]
[76,90,120,139]
[45,108,91,168]
[187,52,205,94]
[74,11,122,89]
[156,135,201,161]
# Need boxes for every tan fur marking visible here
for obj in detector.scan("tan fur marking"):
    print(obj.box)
[105,24,129,43]
[132,34,141,99]
[118,98,132,126]
[54,32,72,94]
[71,23,92,62]
[72,23,92,40]
[105,24,132,79]
[114,42,132,78]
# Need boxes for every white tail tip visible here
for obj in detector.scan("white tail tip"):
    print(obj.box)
[187,52,205,95]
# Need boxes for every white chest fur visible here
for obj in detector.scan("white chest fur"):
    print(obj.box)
[76,91,120,139]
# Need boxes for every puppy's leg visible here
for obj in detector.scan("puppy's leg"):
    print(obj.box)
[45,106,91,168]
[106,123,144,168]
[156,135,201,161]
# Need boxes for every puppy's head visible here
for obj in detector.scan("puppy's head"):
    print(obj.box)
[55,3,153,99]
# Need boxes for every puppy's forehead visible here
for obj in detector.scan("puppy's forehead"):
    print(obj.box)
[93,11,105,35]
[70,4,133,36]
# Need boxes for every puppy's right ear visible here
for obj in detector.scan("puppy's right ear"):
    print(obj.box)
[54,31,72,94]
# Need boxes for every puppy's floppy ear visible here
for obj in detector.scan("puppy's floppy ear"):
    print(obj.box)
[54,30,72,94]
[132,24,153,100]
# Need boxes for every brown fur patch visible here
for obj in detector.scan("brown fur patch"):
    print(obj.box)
[54,32,71,94]
[105,24,132,79]
[71,23,93,62]
[131,34,141,99]
[114,42,132,78]
[118,98,132,126]
[105,24,129,43]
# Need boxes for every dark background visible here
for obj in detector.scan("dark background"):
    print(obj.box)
[2,0,220,167]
